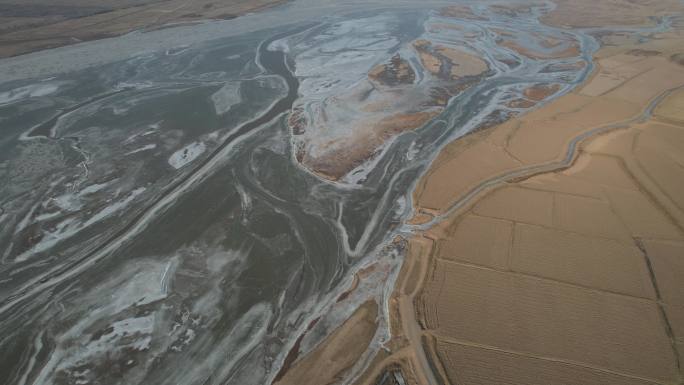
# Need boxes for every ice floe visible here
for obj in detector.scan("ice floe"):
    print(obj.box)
[125,144,157,156]
[0,82,61,105]
[168,141,206,169]
[211,82,241,115]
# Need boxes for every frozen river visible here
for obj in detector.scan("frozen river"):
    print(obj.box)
[0,1,596,384]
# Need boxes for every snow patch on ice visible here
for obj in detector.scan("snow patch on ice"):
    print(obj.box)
[211,82,241,115]
[0,82,60,105]
[53,193,83,212]
[15,187,146,262]
[168,141,206,169]
[406,140,419,161]
[268,38,290,53]
[78,181,109,196]
[125,143,157,155]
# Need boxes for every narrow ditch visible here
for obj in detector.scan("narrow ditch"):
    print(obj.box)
[634,237,682,375]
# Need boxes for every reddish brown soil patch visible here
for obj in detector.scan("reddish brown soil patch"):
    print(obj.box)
[274,301,378,385]
[670,53,684,66]
[439,5,485,20]
[627,49,661,57]
[413,39,488,81]
[489,4,533,18]
[501,40,581,60]
[368,54,416,87]
[507,98,536,109]
[413,40,442,77]
[272,316,321,384]
[288,106,306,135]
[307,110,439,180]
[523,84,561,101]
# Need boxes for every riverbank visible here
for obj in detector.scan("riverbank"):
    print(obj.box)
[0,0,286,58]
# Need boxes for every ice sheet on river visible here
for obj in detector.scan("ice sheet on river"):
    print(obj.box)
[0,2,595,385]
